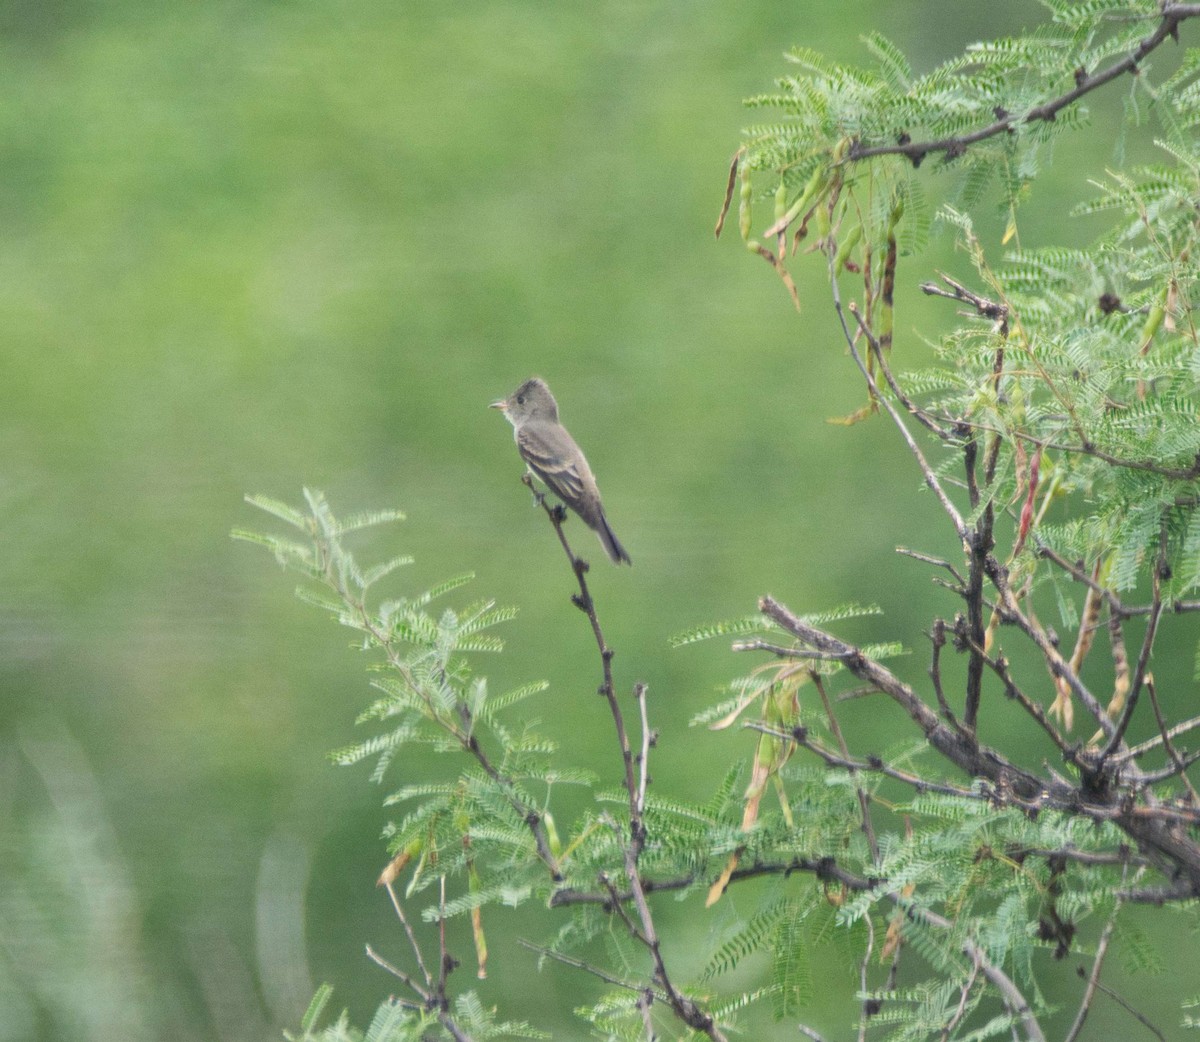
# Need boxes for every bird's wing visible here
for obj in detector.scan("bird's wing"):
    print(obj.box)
[518,423,589,503]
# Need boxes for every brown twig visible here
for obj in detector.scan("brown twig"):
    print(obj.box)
[746,721,986,801]
[366,935,476,1042]
[928,619,962,730]
[1143,676,1200,802]
[911,905,1047,1042]
[364,946,431,1010]
[814,672,880,861]
[1035,542,1127,618]
[384,881,434,990]
[920,274,1009,328]
[732,638,854,660]
[982,558,1117,739]
[1011,846,1144,869]
[1132,748,1200,785]
[962,429,991,734]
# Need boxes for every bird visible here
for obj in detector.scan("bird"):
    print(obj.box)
[491,377,631,565]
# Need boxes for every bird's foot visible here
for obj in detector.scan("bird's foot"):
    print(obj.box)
[521,472,546,508]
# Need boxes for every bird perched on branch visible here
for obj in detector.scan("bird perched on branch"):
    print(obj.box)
[491,377,631,565]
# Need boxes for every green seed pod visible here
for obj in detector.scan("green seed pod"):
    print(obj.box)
[544,811,562,859]
[763,163,827,238]
[834,222,863,273]
[1138,290,1166,351]
[739,175,753,241]
[815,198,830,240]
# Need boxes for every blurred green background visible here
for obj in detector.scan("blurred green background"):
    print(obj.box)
[1,1,1192,1039]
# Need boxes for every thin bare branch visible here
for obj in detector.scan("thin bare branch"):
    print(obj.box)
[436,878,450,1006]
[1118,713,1200,763]
[982,559,1116,739]
[928,618,962,730]
[365,942,478,1042]
[828,268,969,542]
[732,637,854,660]
[758,596,1045,794]
[746,720,986,801]
[849,302,954,439]
[1143,673,1200,800]
[516,939,655,994]
[1085,977,1166,1042]
[1131,748,1200,785]
[903,904,1046,1042]
[1063,888,1124,1042]
[550,855,884,909]
[385,881,434,990]
[634,682,652,819]
[897,547,965,584]
[365,945,430,1004]
[921,274,1009,329]
[857,913,875,1042]
[1012,846,1145,869]
[942,952,982,1042]
[967,641,1074,758]
[637,988,657,1042]
[1035,542,1126,618]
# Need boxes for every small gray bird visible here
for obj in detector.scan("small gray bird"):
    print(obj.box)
[491,377,631,565]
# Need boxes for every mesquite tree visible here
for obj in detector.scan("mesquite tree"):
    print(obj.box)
[246,4,1200,1040]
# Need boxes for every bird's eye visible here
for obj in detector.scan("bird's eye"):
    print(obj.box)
[516,394,525,405]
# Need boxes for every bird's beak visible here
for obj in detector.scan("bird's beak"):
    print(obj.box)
[489,399,508,410]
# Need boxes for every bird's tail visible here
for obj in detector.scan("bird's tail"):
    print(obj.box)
[597,513,632,565]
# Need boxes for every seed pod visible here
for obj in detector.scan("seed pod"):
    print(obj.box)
[738,172,753,241]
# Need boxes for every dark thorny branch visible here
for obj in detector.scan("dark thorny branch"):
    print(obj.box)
[847,4,1200,166]
[527,480,729,1042]
[549,854,885,908]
